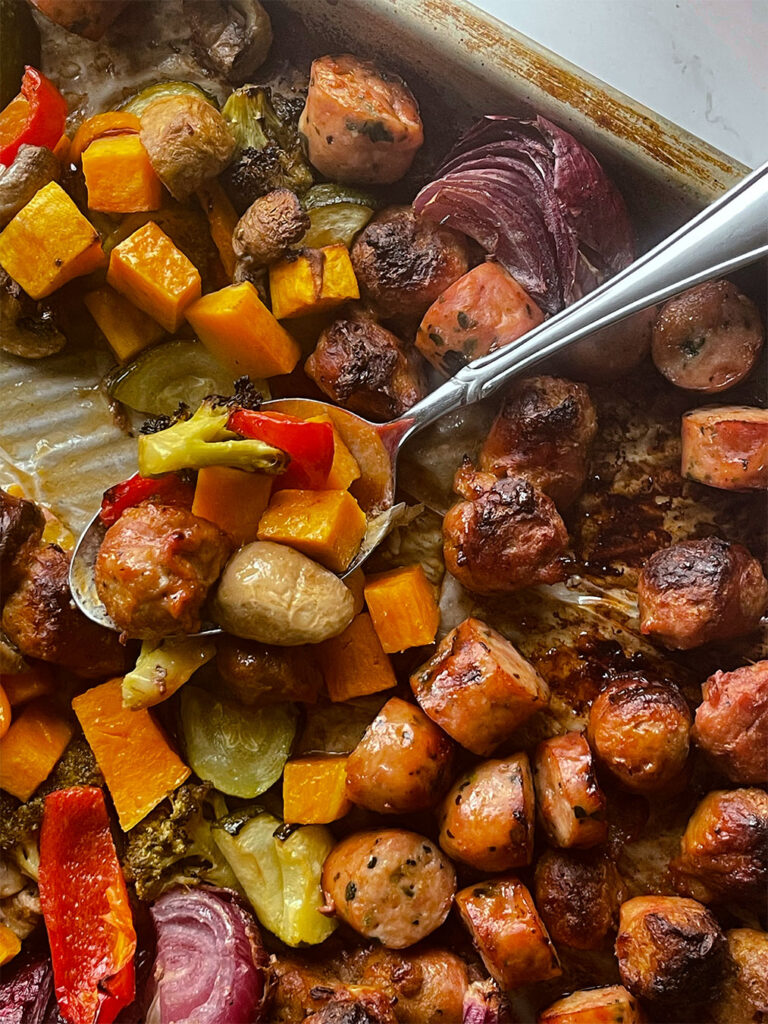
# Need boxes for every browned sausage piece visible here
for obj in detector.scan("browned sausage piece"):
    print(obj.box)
[321,830,456,949]
[216,634,323,705]
[637,537,768,650]
[443,473,568,595]
[681,405,768,491]
[615,895,726,1009]
[587,677,691,794]
[299,55,424,185]
[692,661,768,784]
[0,488,44,601]
[95,502,232,639]
[479,376,598,507]
[2,544,127,677]
[538,985,647,1024]
[534,732,607,847]
[671,788,768,905]
[410,617,550,756]
[456,876,561,991]
[304,993,398,1024]
[438,754,535,872]
[305,317,426,422]
[715,929,768,1024]
[345,697,454,814]
[534,848,626,952]
[351,947,470,1024]
[350,206,469,317]
[652,280,764,392]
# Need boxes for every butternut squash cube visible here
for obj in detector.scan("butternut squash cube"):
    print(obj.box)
[0,699,73,801]
[283,756,352,824]
[85,285,165,361]
[72,677,190,831]
[315,612,397,702]
[257,488,367,573]
[0,924,21,966]
[0,181,106,299]
[269,244,360,320]
[308,415,361,490]
[186,281,301,378]
[192,466,273,546]
[82,133,164,213]
[364,564,440,653]
[107,221,201,333]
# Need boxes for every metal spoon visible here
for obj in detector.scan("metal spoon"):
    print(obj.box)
[70,160,768,634]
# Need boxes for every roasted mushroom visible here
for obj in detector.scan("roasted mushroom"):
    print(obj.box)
[0,268,66,359]
[232,188,309,267]
[0,145,60,228]
[185,0,273,80]
[0,487,45,602]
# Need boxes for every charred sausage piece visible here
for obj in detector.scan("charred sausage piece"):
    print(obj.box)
[350,206,469,317]
[534,731,607,847]
[232,188,309,267]
[538,985,647,1024]
[671,788,768,906]
[321,830,456,949]
[455,876,561,990]
[95,503,232,639]
[271,958,348,1023]
[443,474,569,595]
[345,697,454,814]
[0,488,44,601]
[615,895,726,1010]
[681,405,768,491]
[438,754,535,872]
[28,0,128,39]
[410,617,550,756]
[714,929,768,1024]
[587,677,691,794]
[692,661,768,784]
[637,537,768,650]
[479,376,598,507]
[534,848,626,951]
[299,55,424,185]
[304,993,399,1024]
[652,280,764,392]
[2,544,127,677]
[305,317,426,422]
[352,947,470,1024]
[216,634,323,705]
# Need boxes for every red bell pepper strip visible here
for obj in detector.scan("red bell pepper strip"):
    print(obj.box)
[228,409,335,489]
[99,471,195,525]
[0,67,68,166]
[38,787,137,1024]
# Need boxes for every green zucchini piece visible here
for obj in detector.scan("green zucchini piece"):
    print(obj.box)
[119,80,218,118]
[301,184,377,248]
[180,688,297,799]
[213,806,337,946]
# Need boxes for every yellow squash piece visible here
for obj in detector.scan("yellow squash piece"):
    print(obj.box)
[283,756,352,824]
[269,244,360,320]
[107,220,201,333]
[315,612,397,702]
[257,488,367,573]
[307,415,361,490]
[85,285,165,361]
[0,181,106,300]
[364,564,440,653]
[186,281,301,378]
[0,699,74,801]
[0,923,21,966]
[192,465,273,545]
[82,133,164,213]
[72,677,190,831]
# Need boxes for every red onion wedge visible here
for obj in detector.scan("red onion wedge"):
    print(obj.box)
[463,979,516,1024]
[0,956,53,1024]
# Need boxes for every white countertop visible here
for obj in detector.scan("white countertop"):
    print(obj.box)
[471,0,767,168]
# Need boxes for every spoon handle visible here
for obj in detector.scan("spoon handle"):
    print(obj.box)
[397,159,768,442]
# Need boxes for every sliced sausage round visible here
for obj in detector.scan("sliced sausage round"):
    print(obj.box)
[681,405,768,491]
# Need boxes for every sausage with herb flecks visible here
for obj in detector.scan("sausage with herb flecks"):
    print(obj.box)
[681,405,768,491]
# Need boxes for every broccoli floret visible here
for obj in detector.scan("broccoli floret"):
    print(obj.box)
[137,396,288,476]
[122,783,238,902]
[221,85,314,211]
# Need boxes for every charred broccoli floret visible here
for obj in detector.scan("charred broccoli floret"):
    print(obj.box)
[221,86,313,211]
[122,783,238,901]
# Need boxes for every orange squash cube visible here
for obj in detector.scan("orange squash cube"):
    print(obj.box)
[85,285,165,361]
[82,133,163,213]
[283,756,352,824]
[107,221,201,332]
[0,923,21,966]
[186,281,301,378]
[0,699,73,801]
[0,663,54,706]
[269,244,360,320]
[72,677,190,831]
[364,564,440,653]
[0,181,106,299]
[257,488,367,572]
[316,612,397,702]
[192,466,273,546]
[308,415,361,490]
